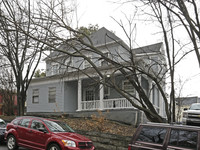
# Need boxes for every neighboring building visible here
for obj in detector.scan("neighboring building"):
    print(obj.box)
[27,27,166,125]
[0,91,17,115]
[176,96,200,122]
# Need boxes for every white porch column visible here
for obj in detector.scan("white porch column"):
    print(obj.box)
[99,83,104,110]
[77,79,82,111]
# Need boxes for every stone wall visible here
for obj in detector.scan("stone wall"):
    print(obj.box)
[77,130,132,150]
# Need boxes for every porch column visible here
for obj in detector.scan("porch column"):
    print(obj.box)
[99,83,104,110]
[77,79,82,111]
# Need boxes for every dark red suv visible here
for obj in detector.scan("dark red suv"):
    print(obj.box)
[5,116,95,150]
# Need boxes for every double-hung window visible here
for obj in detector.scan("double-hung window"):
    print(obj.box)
[32,89,39,103]
[49,87,56,103]
[52,64,59,75]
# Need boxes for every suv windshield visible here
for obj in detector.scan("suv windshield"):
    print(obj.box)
[44,120,74,133]
[190,103,200,110]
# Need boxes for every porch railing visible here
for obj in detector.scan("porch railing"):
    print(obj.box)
[103,98,133,109]
[81,100,100,110]
[81,98,134,110]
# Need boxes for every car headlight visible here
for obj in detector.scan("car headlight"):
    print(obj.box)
[62,140,76,147]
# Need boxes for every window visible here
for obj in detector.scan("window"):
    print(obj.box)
[151,56,159,71]
[19,119,31,128]
[13,119,20,125]
[169,129,197,149]
[49,87,56,103]
[123,80,135,96]
[32,89,39,103]
[141,76,149,95]
[85,89,95,101]
[104,86,110,98]
[84,55,92,69]
[31,120,46,131]
[152,84,160,113]
[137,126,167,144]
[52,64,59,75]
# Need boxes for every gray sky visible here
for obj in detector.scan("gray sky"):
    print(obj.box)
[39,0,200,97]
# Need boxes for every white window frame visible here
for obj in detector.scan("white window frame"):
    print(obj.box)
[51,63,59,75]
[32,89,39,103]
[83,88,95,101]
[48,87,56,103]
[152,84,160,113]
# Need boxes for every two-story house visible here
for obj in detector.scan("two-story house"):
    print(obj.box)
[27,27,166,125]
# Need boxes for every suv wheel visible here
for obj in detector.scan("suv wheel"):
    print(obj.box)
[7,135,18,150]
[48,143,61,150]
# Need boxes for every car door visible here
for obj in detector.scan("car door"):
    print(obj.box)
[26,119,50,149]
[166,128,198,150]
[17,118,31,145]
[131,125,167,150]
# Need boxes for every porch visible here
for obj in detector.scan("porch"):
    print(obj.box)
[80,98,134,111]
[76,78,135,111]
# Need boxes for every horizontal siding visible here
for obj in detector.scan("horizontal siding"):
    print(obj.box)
[27,82,64,113]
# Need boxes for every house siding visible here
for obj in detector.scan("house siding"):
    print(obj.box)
[27,81,65,113]
[64,81,78,112]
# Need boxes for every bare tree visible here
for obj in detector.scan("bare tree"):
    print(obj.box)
[0,0,48,115]
[0,55,15,116]
[137,0,200,123]
[15,0,171,122]
[155,0,200,67]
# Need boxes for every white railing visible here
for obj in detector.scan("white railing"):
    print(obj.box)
[81,100,100,110]
[103,98,133,109]
[81,98,134,110]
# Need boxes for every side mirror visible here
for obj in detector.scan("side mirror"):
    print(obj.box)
[38,127,47,133]
[184,108,188,111]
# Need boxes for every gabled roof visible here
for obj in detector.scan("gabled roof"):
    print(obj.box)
[133,42,163,55]
[83,27,122,46]
[45,27,124,60]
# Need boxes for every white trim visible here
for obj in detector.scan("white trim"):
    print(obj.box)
[99,83,104,110]
[77,79,82,111]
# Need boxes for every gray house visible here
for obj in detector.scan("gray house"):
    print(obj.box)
[27,27,166,125]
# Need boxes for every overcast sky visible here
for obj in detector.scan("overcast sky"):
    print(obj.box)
[75,0,200,98]
[40,0,200,98]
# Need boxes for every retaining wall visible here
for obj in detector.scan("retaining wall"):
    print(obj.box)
[77,130,132,150]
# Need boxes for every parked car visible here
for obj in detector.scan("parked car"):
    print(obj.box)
[182,103,200,125]
[5,116,95,150]
[128,123,199,150]
[0,118,6,143]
